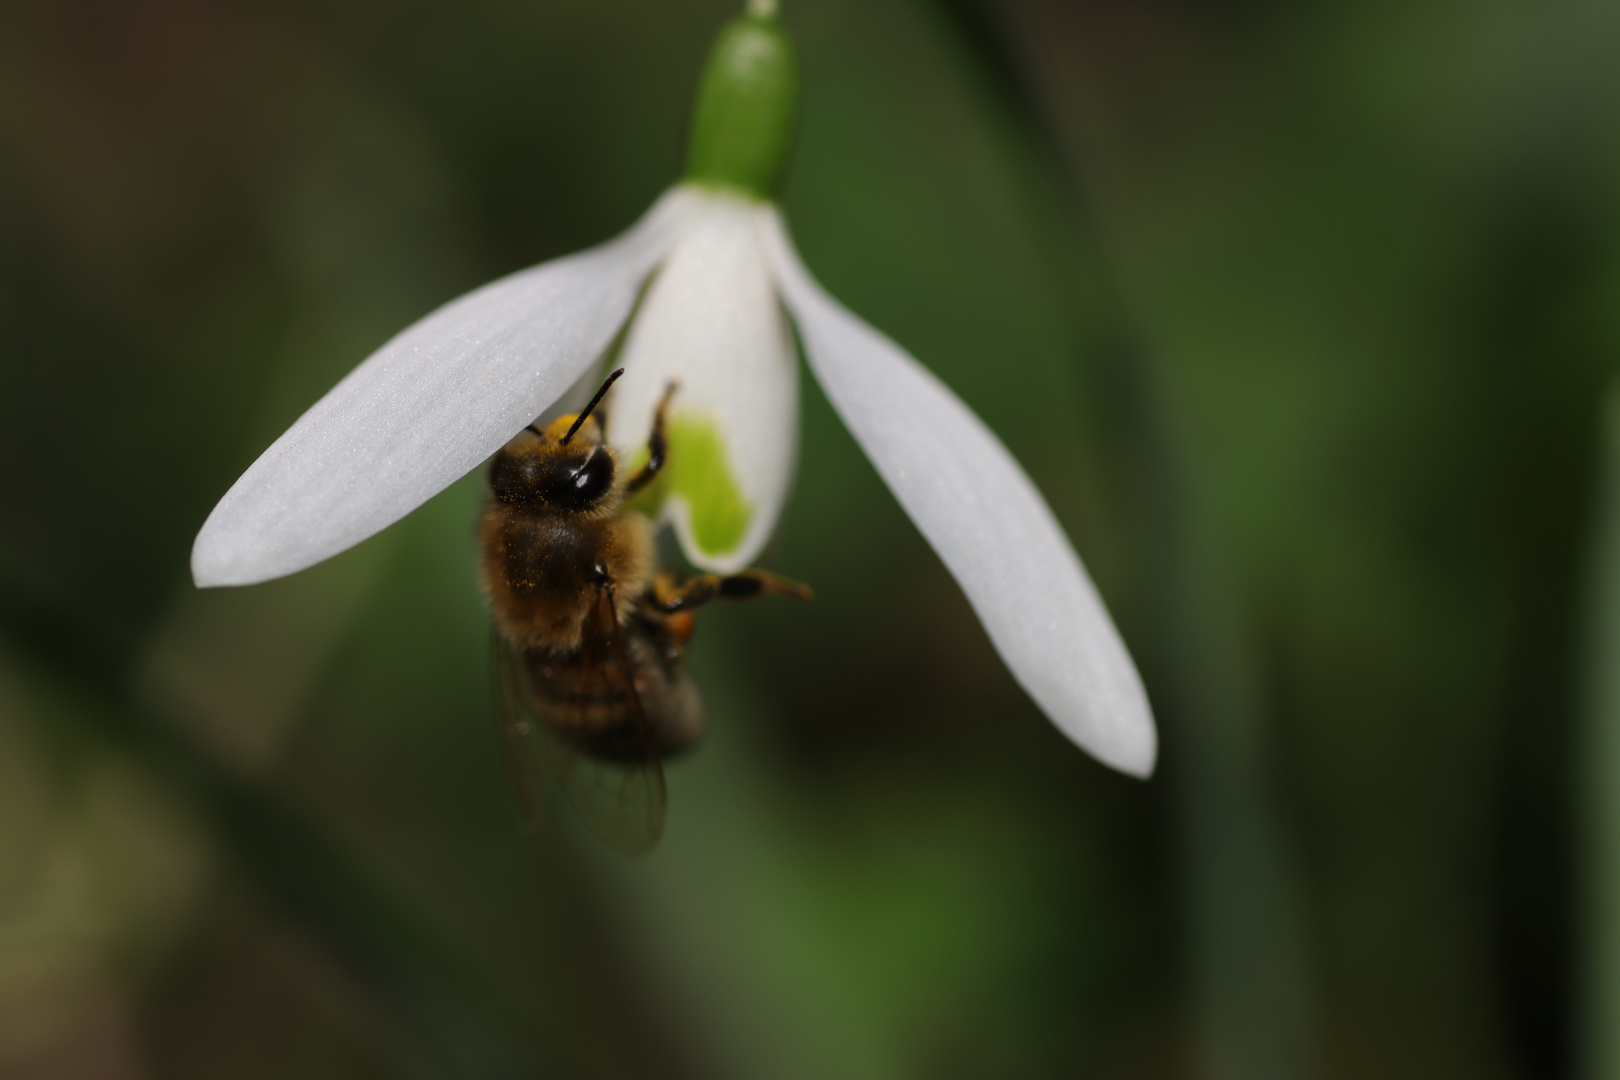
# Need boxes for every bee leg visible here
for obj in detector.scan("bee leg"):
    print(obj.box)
[656,570,813,614]
[625,381,680,495]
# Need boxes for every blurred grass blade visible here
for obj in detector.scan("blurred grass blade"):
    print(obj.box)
[0,572,534,1080]
[1114,345,1314,1080]
[925,3,1315,1073]
[1580,382,1620,1080]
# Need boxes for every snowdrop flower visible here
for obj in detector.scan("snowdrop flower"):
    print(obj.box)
[190,4,1157,777]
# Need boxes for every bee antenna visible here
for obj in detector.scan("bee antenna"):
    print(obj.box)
[561,368,624,445]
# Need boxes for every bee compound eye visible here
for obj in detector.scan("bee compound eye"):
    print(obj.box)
[490,452,542,503]
[551,447,615,508]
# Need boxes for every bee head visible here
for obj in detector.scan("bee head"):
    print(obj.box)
[489,369,622,511]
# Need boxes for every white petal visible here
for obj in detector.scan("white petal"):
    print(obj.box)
[761,214,1157,777]
[606,187,797,573]
[192,188,704,588]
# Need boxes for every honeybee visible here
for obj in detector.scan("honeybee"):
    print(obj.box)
[481,368,810,854]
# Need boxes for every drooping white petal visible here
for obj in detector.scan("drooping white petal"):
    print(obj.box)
[606,187,796,574]
[192,188,703,588]
[761,214,1157,777]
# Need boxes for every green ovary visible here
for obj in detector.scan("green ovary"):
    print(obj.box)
[627,413,752,557]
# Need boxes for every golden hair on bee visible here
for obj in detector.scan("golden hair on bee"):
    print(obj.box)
[480,369,655,654]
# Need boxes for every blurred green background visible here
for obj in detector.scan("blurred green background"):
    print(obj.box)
[4,0,1620,1076]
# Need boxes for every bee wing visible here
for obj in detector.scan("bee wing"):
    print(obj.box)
[493,628,549,831]
[493,596,667,855]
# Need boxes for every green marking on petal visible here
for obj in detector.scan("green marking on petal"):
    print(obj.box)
[627,413,753,557]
